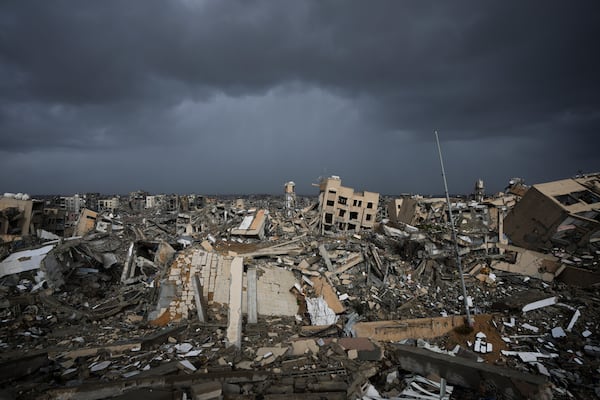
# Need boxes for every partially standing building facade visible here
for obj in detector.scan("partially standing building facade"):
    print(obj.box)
[318,176,379,234]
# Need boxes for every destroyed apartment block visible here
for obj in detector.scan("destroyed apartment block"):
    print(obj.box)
[318,176,379,234]
[505,175,600,251]
[72,207,124,237]
[97,196,120,213]
[0,193,43,242]
[40,206,67,237]
[72,208,98,237]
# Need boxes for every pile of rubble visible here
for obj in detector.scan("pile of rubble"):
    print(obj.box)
[1,174,599,399]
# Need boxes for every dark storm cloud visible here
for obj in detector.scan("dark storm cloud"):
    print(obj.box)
[0,1,598,194]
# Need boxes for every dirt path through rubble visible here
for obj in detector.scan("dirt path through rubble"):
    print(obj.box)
[444,314,508,363]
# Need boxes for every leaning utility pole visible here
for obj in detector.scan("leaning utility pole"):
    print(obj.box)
[434,130,473,327]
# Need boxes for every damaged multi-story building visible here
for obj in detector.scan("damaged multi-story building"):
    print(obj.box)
[505,174,600,251]
[129,190,148,212]
[0,193,44,242]
[98,196,120,213]
[317,176,379,233]
[41,207,67,237]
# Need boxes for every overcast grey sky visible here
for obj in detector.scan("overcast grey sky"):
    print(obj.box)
[1,1,598,196]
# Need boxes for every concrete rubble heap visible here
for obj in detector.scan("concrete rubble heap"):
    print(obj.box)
[0,174,599,399]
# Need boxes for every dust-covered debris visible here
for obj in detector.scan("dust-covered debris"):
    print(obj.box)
[1,174,600,398]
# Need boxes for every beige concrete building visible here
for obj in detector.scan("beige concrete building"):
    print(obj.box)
[98,197,120,213]
[73,208,98,237]
[504,177,600,250]
[318,176,379,233]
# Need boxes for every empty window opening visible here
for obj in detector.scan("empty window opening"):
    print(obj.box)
[555,190,600,206]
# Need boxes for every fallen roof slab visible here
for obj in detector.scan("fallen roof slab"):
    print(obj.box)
[353,315,467,342]
[0,244,55,278]
[555,265,600,287]
[390,344,552,399]
[522,296,558,313]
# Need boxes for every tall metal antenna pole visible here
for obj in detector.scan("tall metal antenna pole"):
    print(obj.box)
[434,130,473,327]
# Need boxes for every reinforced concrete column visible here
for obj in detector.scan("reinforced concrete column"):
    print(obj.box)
[247,266,258,324]
[226,257,244,348]
[191,275,208,323]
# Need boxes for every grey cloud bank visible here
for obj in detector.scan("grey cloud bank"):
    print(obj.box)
[1,1,598,195]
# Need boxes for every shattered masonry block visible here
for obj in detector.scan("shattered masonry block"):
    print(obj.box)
[226,257,244,348]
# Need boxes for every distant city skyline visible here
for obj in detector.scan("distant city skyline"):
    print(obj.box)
[1,2,598,196]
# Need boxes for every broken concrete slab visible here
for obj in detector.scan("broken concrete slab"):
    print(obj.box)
[492,290,558,313]
[353,315,467,342]
[246,266,258,324]
[318,244,334,272]
[226,257,244,348]
[190,381,222,400]
[311,276,345,314]
[390,344,552,399]
[290,339,319,356]
[254,265,299,317]
[566,309,581,332]
[200,240,214,252]
[256,346,288,366]
[191,275,208,323]
[231,209,268,239]
[522,296,558,313]
[491,243,561,282]
[333,252,364,275]
[555,265,600,287]
[336,337,382,361]
[0,350,49,382]
[0,244,55,279]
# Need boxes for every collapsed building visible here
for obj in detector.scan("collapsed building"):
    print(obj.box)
[505,175,600,251]
[318,176,379,234]
[0,194,44,243]
[0,174,599,399]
